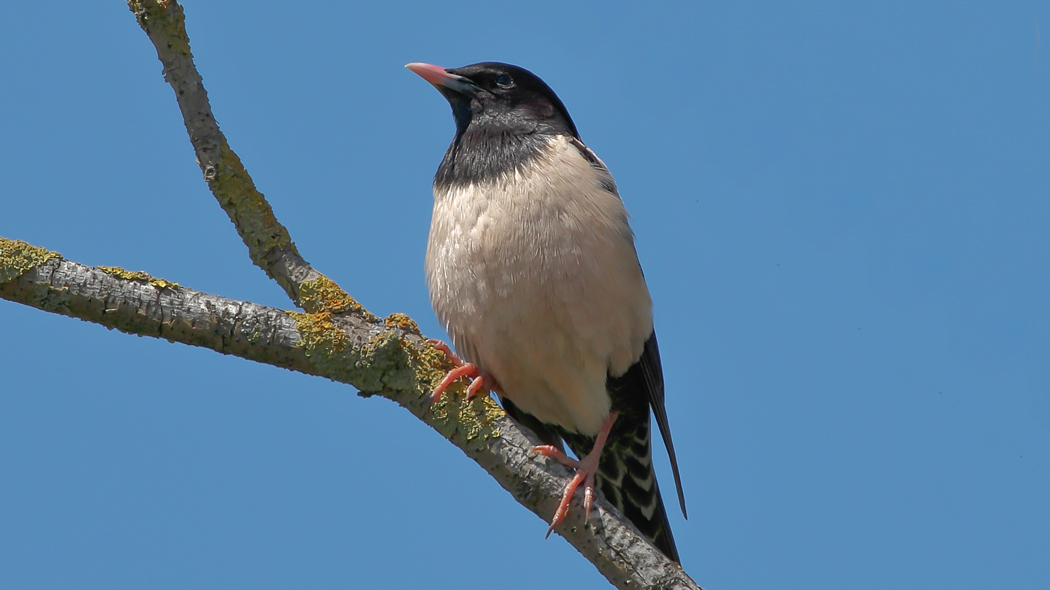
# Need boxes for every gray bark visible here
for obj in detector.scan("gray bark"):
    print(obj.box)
[0,253,701,588]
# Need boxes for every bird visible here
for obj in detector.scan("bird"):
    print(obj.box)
[406,61,686,562]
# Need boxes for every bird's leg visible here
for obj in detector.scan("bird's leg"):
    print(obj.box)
[531,411,619,538]
[428,339,500,404]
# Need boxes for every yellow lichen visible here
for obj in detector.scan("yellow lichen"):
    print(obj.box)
[288,309,391,391]
[210,143,297,264]
[0,238,61,284]
[289,306,503,442]
[298,275,379,321]
[411,339,504,442]
[289,309,349,353]
[98,266,181,290]
[457,394,505,442]
[427,388,505,446]
[383,312,420,334]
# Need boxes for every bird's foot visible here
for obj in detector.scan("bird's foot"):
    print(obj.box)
[531,412,619,538]
[428,339,499,404]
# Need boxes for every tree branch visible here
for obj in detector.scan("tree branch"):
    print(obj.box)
[0,238,699,588]
[126,0,327,309]
[1,1,704,587]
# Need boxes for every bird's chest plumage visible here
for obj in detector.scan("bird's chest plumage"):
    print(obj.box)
[425,136,653,436]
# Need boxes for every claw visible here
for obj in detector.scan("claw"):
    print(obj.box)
[465,376,487,399]
[428,339,463,364]
[532,412,619,536]
[428,339,501,405]
[431,363,482,404]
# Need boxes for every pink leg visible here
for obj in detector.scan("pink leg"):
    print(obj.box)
[531,412,619,538]
[428,339,500,404]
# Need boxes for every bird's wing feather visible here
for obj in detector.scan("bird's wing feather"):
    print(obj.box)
[569,138,619,196]
[640,333,688,518]
[569,137,688,518]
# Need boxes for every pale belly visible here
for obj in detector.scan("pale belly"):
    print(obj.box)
[425,137,653,436]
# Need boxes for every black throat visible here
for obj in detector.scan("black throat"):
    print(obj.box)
[428,62,580,191]
[434,123,557,191]
[432,78,579,192]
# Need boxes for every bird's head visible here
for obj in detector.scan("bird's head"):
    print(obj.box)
[406,62,579,141]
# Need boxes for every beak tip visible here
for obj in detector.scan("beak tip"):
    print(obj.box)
[406,62,453,88]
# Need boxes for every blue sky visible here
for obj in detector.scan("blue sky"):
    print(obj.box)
[1,2,1047,589]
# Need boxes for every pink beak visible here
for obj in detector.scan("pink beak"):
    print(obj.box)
[406,62,480,96]
[405,62,452,86]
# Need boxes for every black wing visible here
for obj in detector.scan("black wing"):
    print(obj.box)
[638,333,687,518]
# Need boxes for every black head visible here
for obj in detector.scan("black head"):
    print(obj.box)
[407,62,581,188]
[407,61,579,140]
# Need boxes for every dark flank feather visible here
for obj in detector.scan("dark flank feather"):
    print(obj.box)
[500,396,565,454]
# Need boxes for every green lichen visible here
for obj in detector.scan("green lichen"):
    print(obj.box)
[237,313,271,345]
[409,338,455,395]
[289,309,396,392]
[0,238,61,284]
[441,393,504,445]
[289,306,503,444]
[426,390,504,450]
[98,266,181,290]
[127,0,192,57]
[209,142,297,268]
[417,341,504,444]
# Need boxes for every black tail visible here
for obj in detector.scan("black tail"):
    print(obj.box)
[560,390,680,562]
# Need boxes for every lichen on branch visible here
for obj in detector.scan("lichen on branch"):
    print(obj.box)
[0,238,61,284]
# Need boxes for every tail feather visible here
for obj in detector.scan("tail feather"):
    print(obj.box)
[562,407,679,563]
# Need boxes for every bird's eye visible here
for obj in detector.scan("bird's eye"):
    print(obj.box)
[495,74,513,87]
